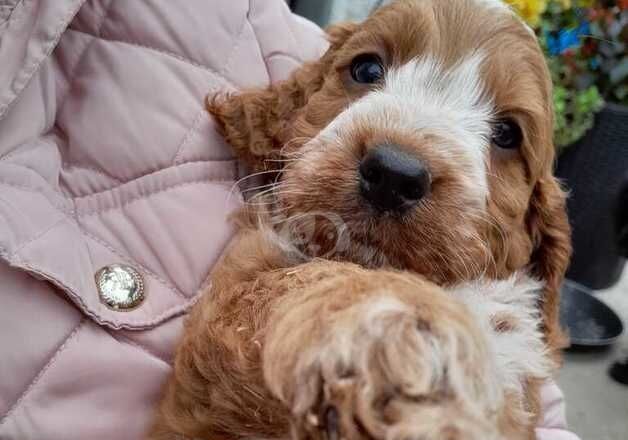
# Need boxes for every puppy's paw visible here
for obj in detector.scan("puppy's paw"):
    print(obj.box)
[266,294,501,440]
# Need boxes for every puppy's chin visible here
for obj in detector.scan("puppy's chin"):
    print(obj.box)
[267,143,495,285]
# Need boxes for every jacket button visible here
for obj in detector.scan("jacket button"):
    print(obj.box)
[95,264,145,310]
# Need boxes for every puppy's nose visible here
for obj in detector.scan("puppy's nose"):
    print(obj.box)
[359,144,430,213]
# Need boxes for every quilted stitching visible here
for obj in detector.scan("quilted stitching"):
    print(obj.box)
[0,0,85,118]
[0,0,22,28]
[0,1,326,436]
[0,318,87,427]
[55,30,238,190]
[0,0,273,329]
[71,32,239,88]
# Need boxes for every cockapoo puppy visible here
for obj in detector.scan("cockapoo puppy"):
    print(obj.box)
[149,1,571,439]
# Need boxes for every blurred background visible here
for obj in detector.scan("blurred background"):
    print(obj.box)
[289,1,628,439]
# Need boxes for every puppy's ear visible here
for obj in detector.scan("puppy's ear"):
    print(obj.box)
[527,175,571,354]
[207,22,358,172]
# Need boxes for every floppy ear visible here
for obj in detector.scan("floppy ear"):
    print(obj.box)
[527,175,572,354]
[207,22,358,172]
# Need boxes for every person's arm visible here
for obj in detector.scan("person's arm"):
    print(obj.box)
[535,381,581,440]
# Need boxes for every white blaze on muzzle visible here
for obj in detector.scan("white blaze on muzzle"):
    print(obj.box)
[321,53,494,209]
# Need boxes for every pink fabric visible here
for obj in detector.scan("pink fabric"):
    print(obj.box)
[536,381,581,440]
[0,1,325,439]
[0,1,577,439]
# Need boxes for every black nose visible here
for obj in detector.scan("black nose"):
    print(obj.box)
[359,144,431,213]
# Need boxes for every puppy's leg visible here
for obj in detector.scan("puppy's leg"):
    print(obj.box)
[262,263,510,440]
[148,229,297,440]
[150,231,532,440]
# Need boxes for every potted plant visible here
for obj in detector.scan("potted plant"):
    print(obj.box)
[509,0,628,289]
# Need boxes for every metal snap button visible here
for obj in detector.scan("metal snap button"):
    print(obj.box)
[95,264,145,311]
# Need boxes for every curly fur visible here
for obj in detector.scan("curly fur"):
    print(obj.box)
[149,1,571,439]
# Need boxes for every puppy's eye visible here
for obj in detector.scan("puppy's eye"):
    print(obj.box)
[491,118,523,149]
[350,54,384,84]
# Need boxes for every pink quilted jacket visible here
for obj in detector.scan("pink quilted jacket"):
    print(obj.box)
[0,1,578,439]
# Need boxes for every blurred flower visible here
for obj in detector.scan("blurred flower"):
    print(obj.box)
[577,0,596,7]
[506,0,548,26]
[509,0,626,148]
[546,21,591,55]
[560,0,596,8]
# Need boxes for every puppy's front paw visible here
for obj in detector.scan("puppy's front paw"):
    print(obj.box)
[265,291,502,440]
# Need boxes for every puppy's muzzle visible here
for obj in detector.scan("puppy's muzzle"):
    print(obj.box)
[359,144,431,214]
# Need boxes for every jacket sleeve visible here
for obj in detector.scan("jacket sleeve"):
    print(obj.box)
[535,381,581,440]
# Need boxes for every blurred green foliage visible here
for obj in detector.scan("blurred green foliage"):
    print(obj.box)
[510,0,627,149]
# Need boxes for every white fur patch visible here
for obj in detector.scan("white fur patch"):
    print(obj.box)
[475,0,537,36]
[447,273,552,398]
[474,0,508,10]
[320,54,493,208]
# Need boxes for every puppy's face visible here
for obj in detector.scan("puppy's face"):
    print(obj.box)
[211,0,569,291]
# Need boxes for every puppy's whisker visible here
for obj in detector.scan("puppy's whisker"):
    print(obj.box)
[248,184,281,198]
[227,169,282,202]
[240,182,280,195]
[245,187,283,207]
[233,169,280,186]
[264,158,299,163]
[247,180,298,198]
[247,193,305,208]
[279,137,314,156]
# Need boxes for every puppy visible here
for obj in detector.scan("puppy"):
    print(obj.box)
[149,1,571,439]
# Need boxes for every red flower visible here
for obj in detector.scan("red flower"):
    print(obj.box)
[581,40,597,56]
